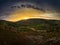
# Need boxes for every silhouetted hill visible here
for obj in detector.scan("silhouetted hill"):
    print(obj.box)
[0,19,60,32]
[16,18,60,25]
[0,19,60,45]
[15,19,60,32]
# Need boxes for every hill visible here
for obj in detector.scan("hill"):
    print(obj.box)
[0,19,60,32]
[0,19,60,45]
[16,19,60,32]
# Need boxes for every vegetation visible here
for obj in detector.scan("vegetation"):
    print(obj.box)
[0,19,60,45]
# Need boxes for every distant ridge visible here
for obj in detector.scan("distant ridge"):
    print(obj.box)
[0,18,60,26]
[0,18,60,23]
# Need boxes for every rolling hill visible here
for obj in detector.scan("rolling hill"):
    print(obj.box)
[0,19,60,32]
[0,19,60,45]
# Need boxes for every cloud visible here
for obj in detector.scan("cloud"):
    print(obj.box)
[0,0,60,20]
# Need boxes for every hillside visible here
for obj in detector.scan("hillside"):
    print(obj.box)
[0,19,60,45]
[16,19,60,32]
[0,19,60,32]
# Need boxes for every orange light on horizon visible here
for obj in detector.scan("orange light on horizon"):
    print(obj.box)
[4,8,44,22]
[3,8,60,22]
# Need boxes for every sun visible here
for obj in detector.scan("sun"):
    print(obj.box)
[23,17,29,20]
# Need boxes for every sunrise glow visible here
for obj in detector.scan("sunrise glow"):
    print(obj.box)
[4,8,44,22]
[3,8,59,22]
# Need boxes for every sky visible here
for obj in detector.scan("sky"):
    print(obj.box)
[0,0,60,22]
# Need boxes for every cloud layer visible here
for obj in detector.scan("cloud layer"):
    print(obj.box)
[0,0,60,21]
